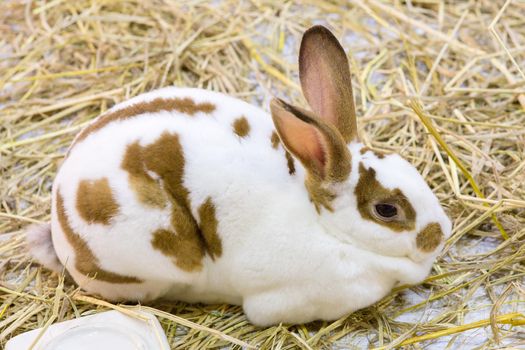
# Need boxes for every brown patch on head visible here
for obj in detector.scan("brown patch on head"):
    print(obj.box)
[76,178,119,225]
[122,142,168,209]
[56,190,141,283]
[232,116,250,138]
[355,163,416,232]
[198,197,222,260]
[416,223,444,252]
[305,178,337,213]
[68,97,215,155]
[360,146,387,159]
[271,131,280,149]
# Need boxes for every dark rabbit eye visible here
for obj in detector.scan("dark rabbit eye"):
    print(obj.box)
[374,203,398,219]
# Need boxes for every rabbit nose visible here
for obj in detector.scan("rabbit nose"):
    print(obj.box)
[415,223,444,253]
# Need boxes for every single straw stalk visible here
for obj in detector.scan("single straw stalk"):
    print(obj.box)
[373,312,525,349]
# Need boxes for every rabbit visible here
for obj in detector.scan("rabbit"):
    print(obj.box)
[26,25,452,326]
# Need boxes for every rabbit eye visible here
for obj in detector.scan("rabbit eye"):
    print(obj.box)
[374,203,398,220]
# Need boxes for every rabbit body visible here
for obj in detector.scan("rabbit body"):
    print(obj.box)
[49,87,426,325]
[29,26,452,326]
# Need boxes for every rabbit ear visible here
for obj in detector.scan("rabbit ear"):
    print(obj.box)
[299,25,358,143]
[270,98,351,183]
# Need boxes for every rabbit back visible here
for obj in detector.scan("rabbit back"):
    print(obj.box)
[51,87,299,301]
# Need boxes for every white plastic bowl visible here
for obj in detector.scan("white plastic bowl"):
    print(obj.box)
[6,310,170,350]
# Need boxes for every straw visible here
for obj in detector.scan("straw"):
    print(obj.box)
[1,0,524,348]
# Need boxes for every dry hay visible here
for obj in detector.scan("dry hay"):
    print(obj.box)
[1,0,525,349]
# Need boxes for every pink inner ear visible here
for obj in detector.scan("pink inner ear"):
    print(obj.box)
[310,129,327,168]
[299,26,357,143]
[276,112,327,171]
[302,58,338,128]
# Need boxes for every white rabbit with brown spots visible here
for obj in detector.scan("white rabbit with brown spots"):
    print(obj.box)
[26,25,451,326]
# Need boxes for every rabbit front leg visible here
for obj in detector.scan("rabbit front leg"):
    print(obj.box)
[381,255,435,286]
[242,287,348,327]
[243,290,313,326]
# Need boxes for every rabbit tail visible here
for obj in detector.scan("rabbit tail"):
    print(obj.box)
[25,223,63,273]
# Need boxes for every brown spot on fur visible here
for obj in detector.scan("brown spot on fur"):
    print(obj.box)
[141,132,206,272]
[76,178,119,225]
[355,163,416,232]
[56,190,141,283]
[127,132,222,271]
[122,142,168,209]
[271,131,280,149]
[285,151,296,175]
[151,227,204,272]
[360,146,386,159]
[232,116,250,138]
[198,197,222,260]
[142,133,189,206]
[305,177,336,213]
[416,223,444,252]
[69,97,215,154]
[271,130,296,177]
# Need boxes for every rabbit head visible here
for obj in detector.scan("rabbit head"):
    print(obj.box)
[270,25,452,271]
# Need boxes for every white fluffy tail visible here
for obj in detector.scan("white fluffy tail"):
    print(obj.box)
[25,223,63,273]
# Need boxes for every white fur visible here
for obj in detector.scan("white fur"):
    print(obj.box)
[25,223,63,273]
[30,86,452,326]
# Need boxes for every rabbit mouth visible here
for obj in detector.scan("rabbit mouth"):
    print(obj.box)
[407,252,426,263]
[407,246,442,264]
